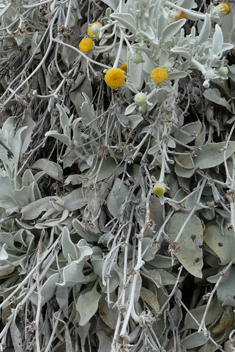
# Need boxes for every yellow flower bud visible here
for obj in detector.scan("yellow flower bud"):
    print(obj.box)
[215,2,230,17]
[78,38,94,53]
[104,68,125,89]
[150,67,168,84]
[120,63,127,73]
[154,182,166,196]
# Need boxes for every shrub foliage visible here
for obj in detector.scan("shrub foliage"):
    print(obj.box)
[1,0,235,351]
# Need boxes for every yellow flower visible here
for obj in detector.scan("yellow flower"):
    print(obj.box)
[150,67,168,84]
[104,68,125,89]
[87,22,102,38]
[215,2,230,16]
[120,63,127,73]
[168,10,188,23]
[154,182,166,196]
[78,38,94,53]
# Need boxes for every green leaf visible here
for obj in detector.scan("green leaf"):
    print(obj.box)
[161,19,186,43]
[168,71,188,80]
[171,47,191,61]
[99,295,118,329]
[31,158,63,181]
[167,212,204,278]
[76,287,101,326]
[140,287,160,312]
[184,298,222,330]
[83,157,124,187]
[174,120,202,145]
[174,154,194,169]
[45,131,71,147]
[30,273,60,306]
[212,24,223,56]
[204,222,235,265]
[73,219,102,242]
[56,104,69,131]
[125,103,137,115]
[175,164,195,178]
[148,254,178,269]
[128,59,144,90]
[208,266,235,303]
[181,332,210,349]
[110,13,136,34]
[58,262,96,287]
[197,13,211,44]
[194,141,235,169]
[204,89,231,112]
[106,178,129,218]
[62,227,78,262]
[128,115,143,130]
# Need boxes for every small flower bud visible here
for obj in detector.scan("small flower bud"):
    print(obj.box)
[139,104,147,114]
[120,63,127,73]
[132,52,144,64]
[87,22,102,38]
[168,10,188,23]
[134,93,147,106]
[150,67,168,84]
[218,66,228,77]
[154,182,166,196]
[214,2,230,17]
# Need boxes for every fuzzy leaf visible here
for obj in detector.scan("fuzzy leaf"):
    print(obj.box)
[106,178,129,218]
[208,266,235,303]
[125,103,137,115]
[128,115,143,130]
[128,59,144,90]
[167,212,204,277]
[62,227,78,262]
[31,159,63,181]
[110,13,136,34]
[140,287,160,312]
[168,71,188,80]
[204,222,235,265]
[73,219,102,242]
[181,332,209,349]
[174,154,194,169]
[194,141,235,169]
[76,288,101,326]
[45,131,71,147]
[99,296,118,329]
[204,89,231,112]
[29,273,60,306]
[212,24,223,55]
[184,298,222,330]
[174,120,202,144]
[197,13,211,44]
[161,19,186,43]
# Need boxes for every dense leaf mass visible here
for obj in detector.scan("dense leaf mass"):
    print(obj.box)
[1,0,235,351]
